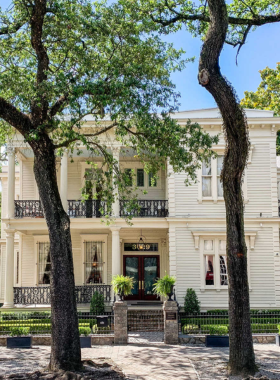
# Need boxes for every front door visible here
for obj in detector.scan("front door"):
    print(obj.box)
[123,255,160,300]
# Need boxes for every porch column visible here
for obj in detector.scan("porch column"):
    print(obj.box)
[111,226,121,277]
[112,146,120,217]
[60,150,68,212]
[3,229,16,308]
[7,147,15,218]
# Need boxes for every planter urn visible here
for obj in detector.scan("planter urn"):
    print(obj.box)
[7,336,32,349]
[167,285,174,301]
[205,335,229,347]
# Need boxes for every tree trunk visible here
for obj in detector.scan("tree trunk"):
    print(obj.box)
[198,0,257,375]
[31,135,81,371]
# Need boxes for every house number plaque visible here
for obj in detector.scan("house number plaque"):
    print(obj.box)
[166,312,177,320]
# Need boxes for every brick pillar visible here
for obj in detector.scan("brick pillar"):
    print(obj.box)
[163,300,179,344]
[113,301,128,345]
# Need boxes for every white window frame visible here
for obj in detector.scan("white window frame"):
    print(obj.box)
[34,235,50,286]
[198,147,248,203]
[80,234,108,285]
[192,231,255,292]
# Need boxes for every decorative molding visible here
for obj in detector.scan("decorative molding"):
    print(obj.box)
[192,230,257,250]
[271,124,276,136]
[248,145,254,164]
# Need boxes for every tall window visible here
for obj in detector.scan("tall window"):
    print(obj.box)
[217,155,224,197]
[38,242,51,285]
[203,238,227,288]
[137,169,144,187]
[16,251,20,285]
[148,172,157,187]
[202,159,212,197]
[84,241,103,284]
[125,168,133,186]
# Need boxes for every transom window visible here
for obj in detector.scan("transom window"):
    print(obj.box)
[124,243,158,252]
[203,238,228,288]
[84,241,104,284]
[38,242,51,285]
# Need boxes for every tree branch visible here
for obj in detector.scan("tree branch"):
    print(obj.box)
[49,95,69,118]
[151,11,280,27]
[0,96,33,134]
[0,21,26,35]
[53,122,118,149]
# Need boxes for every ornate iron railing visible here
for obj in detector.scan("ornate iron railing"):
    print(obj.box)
[14,285,112,305]
[14,200,108,218]
[14,200,44,218]
[120,200,168,217]
[67,200,108,218]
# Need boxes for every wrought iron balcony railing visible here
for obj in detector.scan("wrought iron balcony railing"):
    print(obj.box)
[14,200,108,218]
[15,200,44,218]
[14,285,112,305]
[68,200,108,218]
[120,199,168,217]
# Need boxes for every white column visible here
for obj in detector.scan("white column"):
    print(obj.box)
[111,227,121,277]
[7,147,15,219]
[60,151,68,212]
[3,229,16,308]
[112,147,120,217]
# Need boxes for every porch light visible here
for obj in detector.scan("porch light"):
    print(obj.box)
[137,230,150,251]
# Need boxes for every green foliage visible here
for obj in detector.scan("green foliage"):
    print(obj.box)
[79,327,91,336]
[241,62,280,154]
[207,325,228,335]
[0,0,218,222]
[10,326,30,337]
[90,292,105,315]
[153,274,176,297]
[184,288,200,314]
[112,275,134,296]
[1,312,51,321]
[92,325,111,334]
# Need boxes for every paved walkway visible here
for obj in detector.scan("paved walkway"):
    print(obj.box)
[1,344,280,379]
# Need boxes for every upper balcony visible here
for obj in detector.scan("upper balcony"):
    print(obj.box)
[14,199,169,219]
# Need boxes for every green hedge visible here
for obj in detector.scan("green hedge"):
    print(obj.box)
[0,322,91,334]
[182,322,278,334]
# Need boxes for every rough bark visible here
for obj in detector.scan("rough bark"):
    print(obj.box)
[198,0,257,375]
[30,134,81,371]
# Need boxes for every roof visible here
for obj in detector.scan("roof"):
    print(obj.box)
[171,108,274,119]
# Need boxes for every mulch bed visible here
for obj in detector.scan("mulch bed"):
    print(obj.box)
[0,359,126,380]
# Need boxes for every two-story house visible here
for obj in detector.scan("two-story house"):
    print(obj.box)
[1,108,280,311]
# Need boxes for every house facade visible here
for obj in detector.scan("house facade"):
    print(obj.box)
[1,108,280,311]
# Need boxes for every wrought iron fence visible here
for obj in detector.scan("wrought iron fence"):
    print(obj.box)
[14,285,112,305]
[14,200,44,218]
[179,311,280,334]
[68,200,108,218]
[120,200,168,217]
[128,310,164,332]
[0,312,114,336]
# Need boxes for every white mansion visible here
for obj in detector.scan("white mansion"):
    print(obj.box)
[1,108,280,311]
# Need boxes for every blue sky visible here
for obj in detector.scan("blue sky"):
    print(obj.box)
[1,0,280,110]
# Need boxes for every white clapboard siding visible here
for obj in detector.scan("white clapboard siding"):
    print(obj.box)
[245,143,272,217]
[174,226,275,309]
[22,161,36,200]
[1,177,20,239]
[249,227,275,308]
[21,236,35,286]
[68,160,82,200]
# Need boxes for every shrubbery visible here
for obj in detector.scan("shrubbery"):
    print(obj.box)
[184,288,200,314]
[90,292,105,315]
[10,326,30,336]
[79,327,91,336]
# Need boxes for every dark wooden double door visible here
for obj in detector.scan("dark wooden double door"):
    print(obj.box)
[123,255,160,300]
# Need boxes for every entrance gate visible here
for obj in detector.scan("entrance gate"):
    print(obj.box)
[127,310,164,344]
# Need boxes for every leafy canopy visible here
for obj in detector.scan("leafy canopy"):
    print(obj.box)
[0,0,218,213]
[241,63,280,154]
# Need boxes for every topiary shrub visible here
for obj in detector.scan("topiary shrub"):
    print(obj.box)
[79,327,91,336]
[207,325,228,335]
[90,292,105,315]
[184,288,200,315]
[10,326,30,336]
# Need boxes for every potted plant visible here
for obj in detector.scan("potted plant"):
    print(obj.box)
[7,327,31,348]
[79,327,92,348]
[153,274,176,300]
[205,325,229,347]
[112,275,134,301]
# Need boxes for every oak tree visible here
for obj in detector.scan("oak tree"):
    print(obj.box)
[123,0,280,375]
[0,0,217,371]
